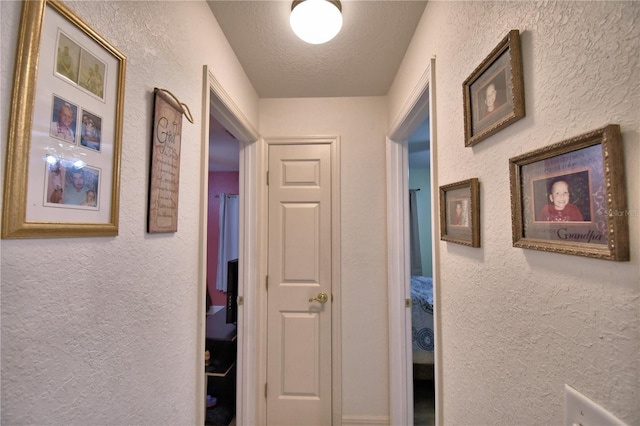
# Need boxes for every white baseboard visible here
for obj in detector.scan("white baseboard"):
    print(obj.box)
[342,415,390,425]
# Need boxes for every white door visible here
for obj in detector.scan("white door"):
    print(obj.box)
[266,143,333,426]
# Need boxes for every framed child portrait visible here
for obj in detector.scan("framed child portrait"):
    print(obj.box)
[463,29,525,147]
[2,0,126,239]
[439,178,480,247]
[509,124,629,261]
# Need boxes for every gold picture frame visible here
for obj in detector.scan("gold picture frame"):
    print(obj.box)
[439,178,480,247]
[2,0,126,238]
[509,124,629,261]
[463,29,525,147]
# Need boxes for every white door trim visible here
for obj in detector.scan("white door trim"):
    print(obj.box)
[199,65,260,426]
[258,136,342,425]
[385,133,412,425]
[386,57,442,426]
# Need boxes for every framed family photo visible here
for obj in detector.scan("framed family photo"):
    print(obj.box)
[463,29,525,147]
[509,124,629,261]
[439,178,480,247]
[2,0,126,239]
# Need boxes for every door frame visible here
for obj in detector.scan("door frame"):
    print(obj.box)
[199,65,260,425]
[386,58,442,425]
[258,136,342,425]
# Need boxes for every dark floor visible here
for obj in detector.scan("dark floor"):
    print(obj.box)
[205,404,234,426]
[205,382,433,426]
[414,379,435,426]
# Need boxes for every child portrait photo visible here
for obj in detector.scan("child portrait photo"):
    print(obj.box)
[448,198,470,227]
[533,171,591,223]
[80,109,102,151]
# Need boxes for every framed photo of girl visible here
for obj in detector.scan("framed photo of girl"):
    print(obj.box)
[509,124,629,261]
[2,0,126,239]
[439,178,480,247]
[463,29,525,147]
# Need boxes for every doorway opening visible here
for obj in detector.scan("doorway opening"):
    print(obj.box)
[204,114,240,426]
[199,65,261,426]
[386,58,440,426]
[408,118,435,426]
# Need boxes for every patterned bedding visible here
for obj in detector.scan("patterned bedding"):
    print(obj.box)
[411,276,434,357]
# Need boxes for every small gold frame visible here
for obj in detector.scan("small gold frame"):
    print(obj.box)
[463,29,525,147]
[439,178,480,247]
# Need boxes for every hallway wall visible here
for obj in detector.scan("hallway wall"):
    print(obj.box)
[2,1,637,425]
[389,1,639,424]
[0,1,258,424]
[260,96,390,422]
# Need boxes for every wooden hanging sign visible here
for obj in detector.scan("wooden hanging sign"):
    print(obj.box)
[147,88,188,233]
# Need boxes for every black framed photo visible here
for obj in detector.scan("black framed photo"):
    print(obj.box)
[509,124,629,261]
[463,29,525,147]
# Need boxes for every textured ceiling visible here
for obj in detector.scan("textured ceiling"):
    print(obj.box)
[206,0,428,98]
[208,0,428,170]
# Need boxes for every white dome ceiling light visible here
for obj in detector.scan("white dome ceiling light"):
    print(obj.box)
[290,0,343,45]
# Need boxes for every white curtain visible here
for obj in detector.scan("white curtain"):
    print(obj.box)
[216,194,239,291]
[409,189,422,276]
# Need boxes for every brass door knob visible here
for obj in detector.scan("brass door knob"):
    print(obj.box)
[308,292,328,304]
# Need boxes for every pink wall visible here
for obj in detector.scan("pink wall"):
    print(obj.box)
[207,171,239,307]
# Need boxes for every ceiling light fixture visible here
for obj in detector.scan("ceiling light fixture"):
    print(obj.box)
[290,0,343,45]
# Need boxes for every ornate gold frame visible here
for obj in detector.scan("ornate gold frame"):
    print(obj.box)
[2,0,126,238]
[463,29,525,147]
[509,124,629,261]
[439,178,481,247]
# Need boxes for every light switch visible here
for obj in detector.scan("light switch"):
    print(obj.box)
[564,384,627,426]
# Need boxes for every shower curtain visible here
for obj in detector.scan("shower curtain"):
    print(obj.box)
[409,189,422,276]
[216,193,239,292]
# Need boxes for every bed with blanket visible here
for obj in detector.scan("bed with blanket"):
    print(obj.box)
[411,275,434,366]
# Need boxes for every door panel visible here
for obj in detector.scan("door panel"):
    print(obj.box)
[267,143,332,426]
[281,203,320,283]
[281,311,321,396]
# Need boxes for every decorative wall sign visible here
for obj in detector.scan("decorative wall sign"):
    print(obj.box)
[2,0,126,238]
[147,88,192,233]
[509,124,629,261]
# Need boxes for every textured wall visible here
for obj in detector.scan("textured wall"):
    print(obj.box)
[390,1,639,424]
[0,1,258,424]
[259,97,390,420]
[3,1,638,424]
